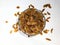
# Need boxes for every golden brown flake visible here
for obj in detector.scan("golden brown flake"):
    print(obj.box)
[46,19,49,22]
[43,29,49,34]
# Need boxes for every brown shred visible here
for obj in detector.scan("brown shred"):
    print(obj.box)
[16,6,20,9]
[46,17,51,22]
[46,38,51,41]
[43,4,51,8]
[43,29,49,34]
[44,13,47,15]
[47,17,51,19]
[41,9,45,12]
[47,12,50,15]
[46,19,49,22]
[51,28,53,33]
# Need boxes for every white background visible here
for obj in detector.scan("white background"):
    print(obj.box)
[0,0,60,45]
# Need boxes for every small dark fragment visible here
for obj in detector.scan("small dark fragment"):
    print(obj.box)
[16,6,20,9]
[29,4,34,8]
[43,4,51,8]
[46,19,49,22]
[28,35,30,37]
[51,28,53,33]
[41,9,45,12]
[44,13,47,15]
[47,17,51,19]
[46,38,51,41]
[43,29,49,34]
[47,12,50,15]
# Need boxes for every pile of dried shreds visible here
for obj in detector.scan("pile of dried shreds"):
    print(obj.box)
[9,4,53,41]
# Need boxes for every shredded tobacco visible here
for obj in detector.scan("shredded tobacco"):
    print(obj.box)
[16,6,20,9]
[18,5,46,36]
[47,12,50,15]
[12,23,18,32]
[47,17,51,19]
[43,29,49,34]
[14,13,17,16]
[51,28,53,33]
[43,4,51,8]
[46,38,51,41]
[43,13,47,15]
[46,19,49,22]
[41,9,45,12]
[10,4,53,39]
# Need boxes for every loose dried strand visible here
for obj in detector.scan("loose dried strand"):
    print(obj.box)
[43,4,51,8]
[29,4,34,8]
[51,28,53,33]
[43,29,49,34]
[46,38,51,41]
[47,12,50,15]
[41,9,45,12]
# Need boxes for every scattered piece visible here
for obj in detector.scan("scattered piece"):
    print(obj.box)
[47,12,50,15]
[28,35,30,37]
[46,38,51,41]
[12,23,18,32]
[43,29,49,34]
[43,4,51,8]
[29,4,34,8]
[16,6,20,9]
[46,19,49,22]
[47,17,51,19]
[41,9,45,12]
[5,21,8,23]
[17,12,21,15]
[51,28,53,33]
[44,13,47,15]
[14,13,17,16]
[10,30,12,34]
